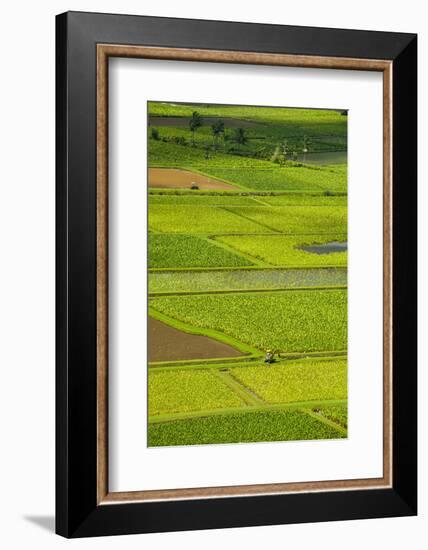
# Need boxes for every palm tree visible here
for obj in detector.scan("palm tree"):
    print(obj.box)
[233,127,247,149]
[211,120,225,150]
[189,111,202,145]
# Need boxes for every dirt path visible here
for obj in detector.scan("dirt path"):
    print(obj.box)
[148,317,243,362]
[148,168,238,190]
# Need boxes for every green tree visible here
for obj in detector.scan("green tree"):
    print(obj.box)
[233,127,247,149]
[211,120,225,150]
[189,111,202,145]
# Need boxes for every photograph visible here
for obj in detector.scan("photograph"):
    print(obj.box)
[0,1,420,544]
[147,101,348,447]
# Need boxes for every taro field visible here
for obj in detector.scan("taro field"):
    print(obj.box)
[147,101,348,447]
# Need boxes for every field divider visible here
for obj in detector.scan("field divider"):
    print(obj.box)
[302,408,347,436]
[213,369,265,407]
[148,306,261,356]
[149,355,265,370]
[198,235,265,267]
[149,399,348,424]
[149,351,347,371]
[148,265,348,272]
[149,284,348,298]
[206,234,273,267]
[249,196,271,206]
[221,206,282,234]
[173,165,251,191]
[150,232,348,236]
[148,186,347,198]
[149,286,347,300]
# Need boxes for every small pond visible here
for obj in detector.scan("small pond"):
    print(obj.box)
[301,241,348,255]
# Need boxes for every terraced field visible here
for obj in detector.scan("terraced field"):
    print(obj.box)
[149,267,347,294]
[148,357,347,446]
[147,101,348,446]
[149,234,253,268]
[215,234,347,267]
[150,289,347,353]
[149,205,270,234]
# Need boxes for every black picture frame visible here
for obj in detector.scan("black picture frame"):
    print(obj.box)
[56,11,417,538]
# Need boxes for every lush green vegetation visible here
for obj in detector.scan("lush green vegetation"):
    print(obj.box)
[149,194,260,206]
[147,102,348,447]
[147,124,347,157]
[215,234,347,267]
[148,369,245,415]
[149,268,347,294]
[149,234,252,268]
[148,139,266,169]
[231,359,347,404]
[148,141,346,192]
[148,409,345,447]
[223,205,347,233]
[206,165,346,192]
[151,192,337,209]
[148,203,346,236]
[314,404,348,429]
[149,205,270,234]
[149,101,346,126]
[262,194,347,206]
[150,289,347,353]
[148,102,347,152]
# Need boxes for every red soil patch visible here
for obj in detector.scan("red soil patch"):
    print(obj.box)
[148,168,238,190]
[148,317,242,362]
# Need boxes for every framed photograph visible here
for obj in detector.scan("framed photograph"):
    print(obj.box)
[56,11,417,537]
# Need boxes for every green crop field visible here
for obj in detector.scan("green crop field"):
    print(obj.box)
[149,234,252,268]
[146,101,348,447]
[147,124,346,157]
[223,205,347,233]
[148,409,345,447]
[148,203,346,236]
[149,101,346,127]
[230,359,347,404]
[150,289,347,353]
[148,141,346,193]
[205,165,346,192]
[215,234,347,267]
[314,404,348,429]
[148,267,347,294]
[149,369,246,415]
[149,194,260,206]
[148,102,347,153]
[261,194,347,206]
[148,139,271,169]
[149,205,272,234]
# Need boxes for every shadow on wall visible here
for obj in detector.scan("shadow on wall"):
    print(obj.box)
[23,516,55,533]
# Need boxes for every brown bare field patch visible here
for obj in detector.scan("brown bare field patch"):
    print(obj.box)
[148,317,242,362]
[148,168,238,190]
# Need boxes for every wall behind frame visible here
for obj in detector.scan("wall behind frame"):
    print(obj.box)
[0,0,424,549]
